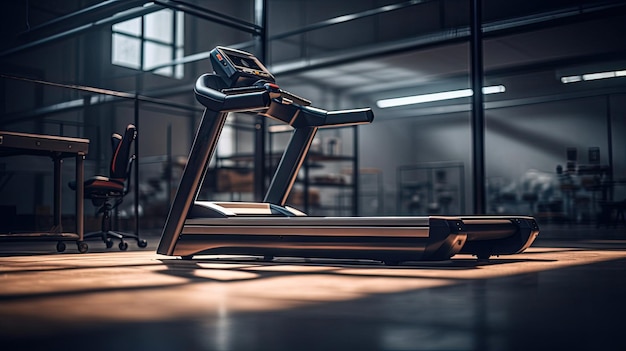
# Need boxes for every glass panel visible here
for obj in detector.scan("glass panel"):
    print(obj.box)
[485,98,610,225]
[144,41,173,76]
[112,33,141,69]
[112,17,141,36]
[176,11,185,46]
[145,9,173,43]
[218,124,235,156]
[175,48,184,79]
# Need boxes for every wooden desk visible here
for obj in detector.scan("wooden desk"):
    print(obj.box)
[0,131,90,253]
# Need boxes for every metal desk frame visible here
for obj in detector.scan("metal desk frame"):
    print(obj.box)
[0,131,89,252]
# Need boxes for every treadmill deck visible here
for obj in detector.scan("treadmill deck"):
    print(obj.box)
[170,215,538,263]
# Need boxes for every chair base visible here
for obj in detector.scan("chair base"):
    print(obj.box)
[86,198,148,251]
[84,230,148,251]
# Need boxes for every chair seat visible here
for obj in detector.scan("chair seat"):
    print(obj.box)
[69,176,125,199]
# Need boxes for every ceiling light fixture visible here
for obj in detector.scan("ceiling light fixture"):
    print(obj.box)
[561,69,626,84]
[376,85,506,108]
[268,124,293,133]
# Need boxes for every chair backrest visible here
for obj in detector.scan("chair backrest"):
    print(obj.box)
[109,124,137,180]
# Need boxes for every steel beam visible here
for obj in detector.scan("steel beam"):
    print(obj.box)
[470,0,485,215]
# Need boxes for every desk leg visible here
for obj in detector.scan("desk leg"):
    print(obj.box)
[53,156,62,232]
[76,154,84,241]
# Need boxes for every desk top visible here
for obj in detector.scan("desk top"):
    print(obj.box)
[0,130,89,157]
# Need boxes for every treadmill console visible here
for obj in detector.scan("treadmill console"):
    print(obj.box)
[209,46,275,86]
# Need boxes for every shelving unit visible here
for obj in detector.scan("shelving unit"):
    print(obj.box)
[206,126,359,216]
[356,168,384,216]
[163,126,371,217]
[270,125,360,216]
[397,161,465,216]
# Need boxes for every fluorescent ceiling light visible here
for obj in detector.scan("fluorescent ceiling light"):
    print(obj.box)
[561,69,626,84]
[376,85,505,108]
[482,85,506,94]
[561,76,582,83]
[583,72,615,81]
[268,124,293,133]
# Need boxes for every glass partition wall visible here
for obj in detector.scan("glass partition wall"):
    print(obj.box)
[0,0,262,235]
[2,0,624,239]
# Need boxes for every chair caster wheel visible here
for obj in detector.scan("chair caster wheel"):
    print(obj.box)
[56,241,66,253]
[137,239,148,248]
[105,238,114,248]
[119,241,128,251]
[77,241,89,253]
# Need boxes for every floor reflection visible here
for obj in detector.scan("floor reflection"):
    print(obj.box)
[1,241,626,350]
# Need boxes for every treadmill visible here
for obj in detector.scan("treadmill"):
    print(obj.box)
[157,46,539,264]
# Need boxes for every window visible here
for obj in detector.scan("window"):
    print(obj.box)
[112,9,184,79]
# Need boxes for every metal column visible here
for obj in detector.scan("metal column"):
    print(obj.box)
[253,0,268,202]
[470,0,485,214]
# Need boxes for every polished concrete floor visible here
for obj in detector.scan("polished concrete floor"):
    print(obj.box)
[1,224,625,351]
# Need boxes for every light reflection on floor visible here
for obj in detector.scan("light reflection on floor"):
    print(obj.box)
[1,243,626,350]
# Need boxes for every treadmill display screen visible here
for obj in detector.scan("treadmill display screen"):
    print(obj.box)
[212,46,274,83]
[227,53,263,71]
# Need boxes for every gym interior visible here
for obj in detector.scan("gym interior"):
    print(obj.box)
[1,1,625,350]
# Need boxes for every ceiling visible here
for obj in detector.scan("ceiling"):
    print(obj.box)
[1,0,625,122]
[269,2,626,120]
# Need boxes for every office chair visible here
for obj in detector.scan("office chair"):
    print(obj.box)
[70,124,147,250]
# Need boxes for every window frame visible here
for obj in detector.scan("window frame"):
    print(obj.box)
[111,9,184,79]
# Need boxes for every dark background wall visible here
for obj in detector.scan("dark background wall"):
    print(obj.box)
[1,0,625,230]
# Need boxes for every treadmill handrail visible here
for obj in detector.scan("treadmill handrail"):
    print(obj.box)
[193,73,374,129]
[194,74,271,113]
[299,105,374,128]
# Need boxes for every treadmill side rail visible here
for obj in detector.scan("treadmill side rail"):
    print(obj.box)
[170,216,467,263]
[422,217,467,261]
[458,216,539,259]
